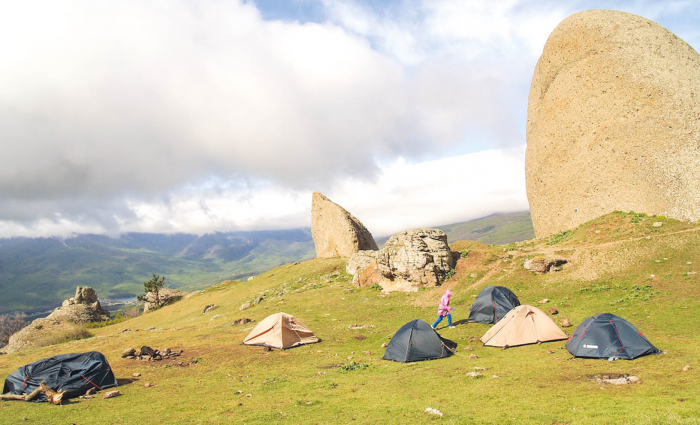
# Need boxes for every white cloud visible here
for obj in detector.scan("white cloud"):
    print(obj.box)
[0,147,528,238]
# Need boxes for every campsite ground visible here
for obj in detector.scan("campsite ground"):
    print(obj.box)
[0,212,699,423]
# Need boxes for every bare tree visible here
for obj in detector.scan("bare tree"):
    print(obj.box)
[0,312,28,347]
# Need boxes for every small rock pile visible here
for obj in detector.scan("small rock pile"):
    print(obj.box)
[121,346,183,361]
[593,373,641,385]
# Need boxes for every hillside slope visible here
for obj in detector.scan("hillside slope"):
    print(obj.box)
[0,212,698,423]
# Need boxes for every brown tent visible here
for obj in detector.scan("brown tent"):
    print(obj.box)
[480,305,567,348]
[243,312,319,349]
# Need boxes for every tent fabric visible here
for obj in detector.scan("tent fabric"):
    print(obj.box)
[565,313,660,360]
[480,305,567,348]
[243,312,319,349]
[468,286,520,324]
[2,351,117,402]
[383,319,457,362]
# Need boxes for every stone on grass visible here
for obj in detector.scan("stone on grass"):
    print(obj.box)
[524,257,567,274]
[653,222,663,228]
[103,391,121,399]
[682,365,691,372]
[122,348,136,358]
[466,371,483,378]
[424,407,443,417]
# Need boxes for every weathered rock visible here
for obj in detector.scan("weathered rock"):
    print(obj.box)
[143,288,188,312]
[652,222,664,228]
[346,229,453,292]
[233,318,252,326]
[682,365,691,372]
[524,257,567,274]
[548,308,559,315]
[311,192,378,258]
[526,10,700,237]
[538,299,550,304]
[47,286,110,324]
[203,304,217,314]
[103,390,121,399]
[560,318,572,328]
[239,302,251,311]
[1,318,84,354]
[466,371,482,378]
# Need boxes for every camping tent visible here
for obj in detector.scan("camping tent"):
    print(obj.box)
[3,351,117,402]
[565,313,660,360]
[480,305,567,348]
[243,312,319,349]
[383,319,457,362]
[468,286,520,324]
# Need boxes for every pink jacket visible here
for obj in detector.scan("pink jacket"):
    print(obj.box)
[437,290,453,317]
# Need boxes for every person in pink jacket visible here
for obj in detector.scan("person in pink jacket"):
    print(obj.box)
[431,289,456,329]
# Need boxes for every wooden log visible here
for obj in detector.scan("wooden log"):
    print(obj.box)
[39,381,65,405]
[0,381,61,403]
[23,386,43,402]
[0,394,26,401]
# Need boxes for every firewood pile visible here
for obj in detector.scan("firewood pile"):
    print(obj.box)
[121,346,183,361]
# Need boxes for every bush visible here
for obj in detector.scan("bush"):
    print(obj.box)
[0,312,28,347]
[339,361,370,372]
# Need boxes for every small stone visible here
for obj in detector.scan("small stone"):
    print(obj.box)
[424,407,443,417]
[560,318,572,327]
[103,390,121,399]
[492,375,501,379]
[203,304,217,314]
[546,350,555,354]
[469,336,475,342]
[209,314,220,321]
[132,373,141,378]
[239,302,251,311]
[539,299,549,304]
[236,390,243,394]
[381,343,388,348]
[466,371,482,378]
[628,376,641,384]
[548,307,558,315]
[246,394,253,398]
[125,356,134,360]
[473,367,485,371]
[469,354,478,359]
[682,365,691,372]
[121,348,136,358]
[465,346,473,351]
[652,222,663,227]
[247,276,255,281]
[144,383,152,388]
[305,401,313,405]
[688,271,697,276]
[650,274,656,278]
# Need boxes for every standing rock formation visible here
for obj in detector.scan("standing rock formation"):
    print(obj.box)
[47,286,110,324]
[526,9,700,237]
[346,228,453,292]
[143,288,188,312]
[311,192,378,258]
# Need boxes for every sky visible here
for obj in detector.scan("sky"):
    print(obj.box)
[1,0,699,239]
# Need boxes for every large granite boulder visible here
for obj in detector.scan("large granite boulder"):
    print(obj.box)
[143,288,188,312]
[311,192,378,258]
[526,10,700,237]
[46,286,110,324]
[346,228,453,292]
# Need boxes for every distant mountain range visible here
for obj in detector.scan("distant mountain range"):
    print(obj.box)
[0,212,534,315]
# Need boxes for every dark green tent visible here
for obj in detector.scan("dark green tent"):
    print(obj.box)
[468,286,520,324]
[566,313,660,360]
[383,319,456,362]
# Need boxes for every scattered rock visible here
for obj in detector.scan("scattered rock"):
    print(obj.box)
[469,354,478,359]
[203,304,218,314]
[682,365,691,372]
[253,297,264,305]
[688,271,697,276]
[381,343,388,348]
[539,299,550,304]
[526,9,700,237]
[209,314,220,321]
[560,318,572,328]
[473,367,486,371]
[233,318,253,326]
[469,337,475,342]
[465,346,473,351]
[652,222,663,228]
[424,407,443,417]
[119,329,131,334]
[122,348,136,358]
[346,228,453,292]
[525,257,567,274]
[492,375,501,379]
[239,302,251,311]
[466,371,483,378]
[144,383,152,388]
[132,373,141,378]
[143,288,189,313]
[246,394,253,398]
[47,286,111,324]
[311,192,378,258]
[247,277,255,281]
[548,307,558,315]
[103,391,121,399]
[594,374,641,385]
[546,350,555,354]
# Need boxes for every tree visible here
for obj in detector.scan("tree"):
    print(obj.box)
[137,274,166,309]
[0,312,28,347]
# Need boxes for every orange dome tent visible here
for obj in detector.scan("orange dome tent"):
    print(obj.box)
[243,312,319,350]
[480,305,567,348]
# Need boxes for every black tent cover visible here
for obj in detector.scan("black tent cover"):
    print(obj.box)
[468,286,520,324]
[383,319,457,363]
[565,313,660,360]
[3,351,118,402]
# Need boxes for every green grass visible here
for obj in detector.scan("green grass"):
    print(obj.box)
[0,213,699,423]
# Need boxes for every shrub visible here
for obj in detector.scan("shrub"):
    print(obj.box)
[339,361,370,372]
[460,250,469,258]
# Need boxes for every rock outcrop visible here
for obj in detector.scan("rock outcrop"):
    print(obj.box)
[311,192,378,258]
[1,318,85,354]
[47,286,110,324]
[524,256,567,274]
[143,288,188,312]
[346,228,453,292]
[526,9,700,237]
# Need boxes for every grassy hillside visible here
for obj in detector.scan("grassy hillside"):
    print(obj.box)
[0,230,315,314]
[437,211,534,245]
[0,212,698,423]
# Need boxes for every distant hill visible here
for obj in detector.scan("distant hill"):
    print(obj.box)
[376,211,535,247]
[0,229,315,314]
